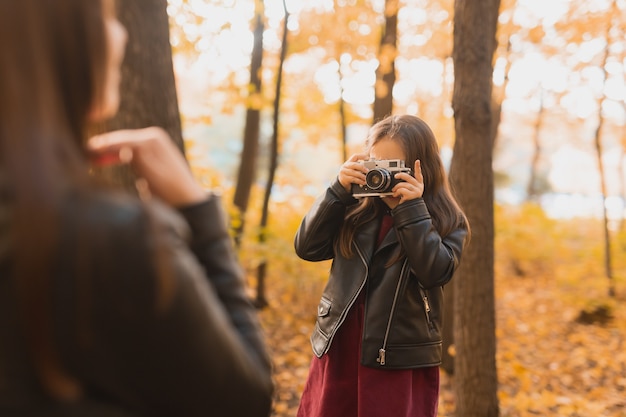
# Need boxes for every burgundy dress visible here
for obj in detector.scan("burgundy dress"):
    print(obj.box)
[297,214,440,417]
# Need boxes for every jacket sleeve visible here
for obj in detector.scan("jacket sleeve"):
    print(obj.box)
[66,195,273,417]
[177,197,271,370]
[294,178,358,262]
[391,198,467,289]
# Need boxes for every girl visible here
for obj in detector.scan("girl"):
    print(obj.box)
[0,1,272,416]
[295,114,469,417]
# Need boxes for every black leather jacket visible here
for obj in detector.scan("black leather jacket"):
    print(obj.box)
[0,187,273,417]
[295,179,467,369]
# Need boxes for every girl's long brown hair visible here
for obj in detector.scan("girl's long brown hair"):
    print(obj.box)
[336,115,469,259]
[0,0,110,401]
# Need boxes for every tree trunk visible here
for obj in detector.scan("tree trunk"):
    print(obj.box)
[97,0,183,189]
[440,34,509,378]
[441,54,456,375]
[255,1,288,309]
[594,8,616,297]
[338,67,348,163]
[233,5,265,247]
[441,285,455,374]
[527,88,545,201]
[372,0,398,124]
[593,108,615,297]
[617,114,626,233]
[449,0,501,416]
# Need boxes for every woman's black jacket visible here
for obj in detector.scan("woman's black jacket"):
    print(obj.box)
[0,190,273,417]
[294,179,467,369]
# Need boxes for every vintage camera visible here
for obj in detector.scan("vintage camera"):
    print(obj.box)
[351,159,412,198]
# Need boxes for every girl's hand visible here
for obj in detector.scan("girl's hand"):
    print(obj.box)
[382,160,424,209]
[338,153,370,193]
[87,127,207,207]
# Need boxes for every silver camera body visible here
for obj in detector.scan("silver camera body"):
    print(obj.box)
[351,159,412,198]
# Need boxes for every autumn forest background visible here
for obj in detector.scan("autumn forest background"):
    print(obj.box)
[105,0,626,416]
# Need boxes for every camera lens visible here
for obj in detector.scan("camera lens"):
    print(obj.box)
[365,168,391,191]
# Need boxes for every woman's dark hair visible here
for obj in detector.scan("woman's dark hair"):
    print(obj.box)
[336,114,470,259]
[0,0,111,400]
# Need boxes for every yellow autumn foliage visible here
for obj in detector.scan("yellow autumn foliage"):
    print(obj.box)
[184,160,626,416]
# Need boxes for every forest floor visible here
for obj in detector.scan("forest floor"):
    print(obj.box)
[256,258,626,417]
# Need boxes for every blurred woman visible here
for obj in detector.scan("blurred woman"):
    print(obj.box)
[0,1,273,416]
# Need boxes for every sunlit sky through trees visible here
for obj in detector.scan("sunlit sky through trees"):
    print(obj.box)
[165,0,626,221]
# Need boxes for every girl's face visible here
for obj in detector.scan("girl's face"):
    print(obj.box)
[90,1,127,121]
[369,136,406,163]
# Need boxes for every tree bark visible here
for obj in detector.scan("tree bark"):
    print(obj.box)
[449,0,501,416]
[255,1,288,309]
[96,0,183,189]
[372,0,398,124]
[233,5,265,247]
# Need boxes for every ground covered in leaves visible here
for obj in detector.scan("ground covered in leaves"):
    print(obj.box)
[253,206,626,416]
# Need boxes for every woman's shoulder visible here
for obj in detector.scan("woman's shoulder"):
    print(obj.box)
[54,190,194,308]
[58,189,192,271]
[64,189,189,241]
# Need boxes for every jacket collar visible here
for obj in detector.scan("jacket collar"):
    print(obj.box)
[376,220,398,253]
[353,213,399,265]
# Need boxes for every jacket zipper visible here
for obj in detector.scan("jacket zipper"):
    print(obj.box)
[377,259,409,366]
[418,286,435,330]
[323,242,369,355]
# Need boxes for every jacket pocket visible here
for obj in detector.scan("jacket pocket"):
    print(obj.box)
[312,297,333,357]
[317,296,331,317]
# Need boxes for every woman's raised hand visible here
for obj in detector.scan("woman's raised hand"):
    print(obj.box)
[87,127,207,207]
[338,153,369,193]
